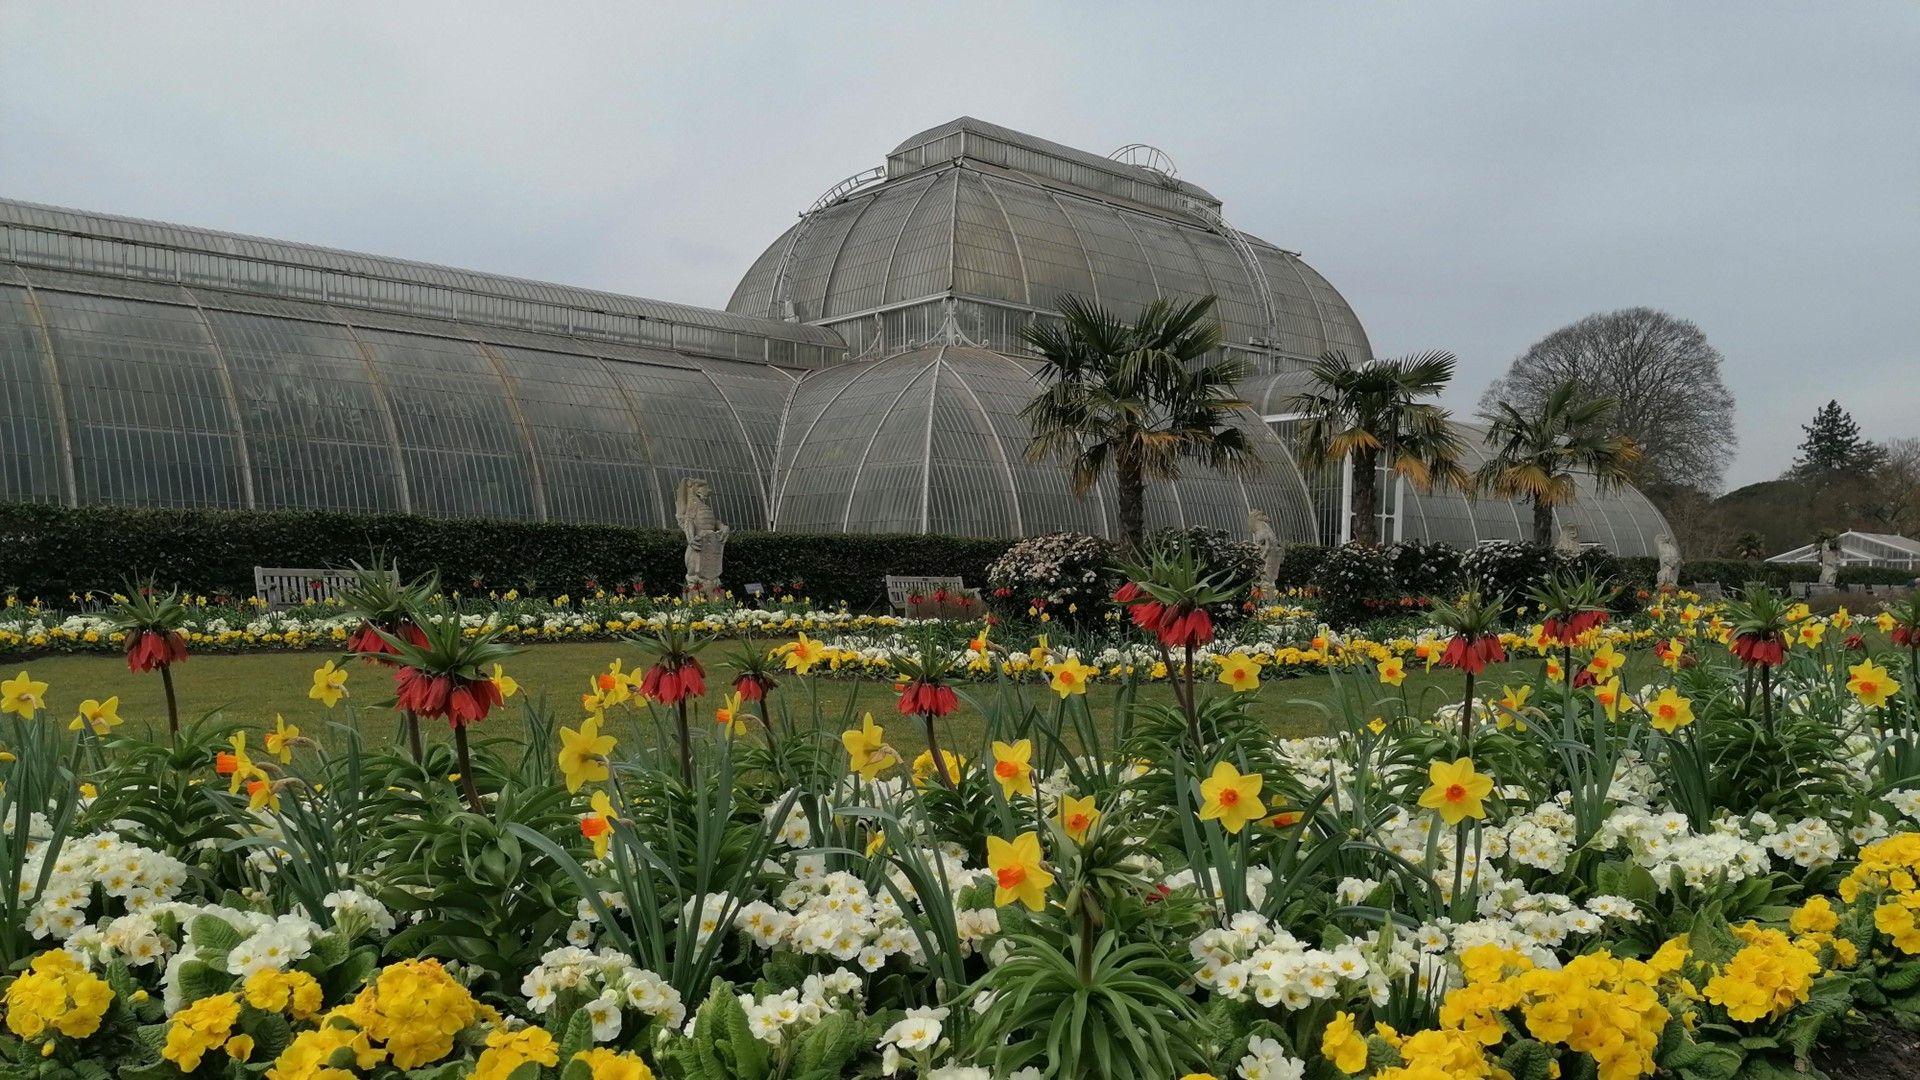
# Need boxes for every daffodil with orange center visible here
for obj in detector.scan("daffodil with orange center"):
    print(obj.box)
[1377,657,1406,687]
[1584,643,1624,680]
[714,691,747,736]
[1647,687,1694,733]
[580,790,617,859]
[1216,652,1261,693]
[986,831,1054,911]
[1418,757,1493,826]
[1593,676,1624,720]
[991,739,1034,797]
[778,633,829,675]
[1057,794,1099,843]
[1045,656,1098,697]
[1198,761,1266,834]
[1849,659,1900,709]
[263,715,299,762]
[1796,621,1826,649]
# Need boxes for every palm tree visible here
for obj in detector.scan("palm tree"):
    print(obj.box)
[1476,380,1642,545]
[1021,295,1259,555]
[1286,350,1470,546]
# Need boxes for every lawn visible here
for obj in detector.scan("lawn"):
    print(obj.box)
[10,641,1651,754]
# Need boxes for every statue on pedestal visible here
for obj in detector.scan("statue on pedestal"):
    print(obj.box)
[1656,533,1681,588]
[1248,509,1280,596]
[1818,537,1840,586]
[675,478,729,597]
[1555,523,1581,554]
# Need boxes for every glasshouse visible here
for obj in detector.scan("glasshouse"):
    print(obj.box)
[0,117,1667,552]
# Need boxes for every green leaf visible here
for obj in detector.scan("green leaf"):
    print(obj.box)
[176,959,233,1003]
[187,914,243,956]
[1499,1039,1554,1080]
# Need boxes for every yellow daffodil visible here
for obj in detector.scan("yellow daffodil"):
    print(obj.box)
[1198,761,1266,834]
[777,633,828,675]
[1545,656,1565,683]
[1216,652,1261,693]
[491,664,519,698]
[1,670,48,719]
[1418,757,1493,826]
[557,715,616,793]
[841,713,898,779]
[68,696,121,735]
[714,692,747,736]
[1045,656,1098,697]
[1366,716,1387,736]
[1796,621,1826,648]
[1849,660,1900,709]
[991,739,1034,798]
[263,715,299,762]
[308,661,349,709]
[1027,635,1051,667]
[225,732,258,795]
[1585,643,1624,680]
[1057,794,1099,843]
[1647,687,1694,733]
[1377,657,1406,687]
[985,831,1054,911]
[581,790,617,859]
[1875,612,1896,634]
[1593,676,1623,720]
[865,830,887,857]
[245,776,279,813]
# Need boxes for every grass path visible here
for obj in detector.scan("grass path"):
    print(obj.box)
[9,642,1654,754]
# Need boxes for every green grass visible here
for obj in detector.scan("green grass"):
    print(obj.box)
[5,642,1613,755]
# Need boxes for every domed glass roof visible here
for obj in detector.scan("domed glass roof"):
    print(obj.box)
[773,344,1319,541]
[729,118,1372,366]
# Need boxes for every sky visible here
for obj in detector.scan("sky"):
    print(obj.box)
[3,2,1915,491]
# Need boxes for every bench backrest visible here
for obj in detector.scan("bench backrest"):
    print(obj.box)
[253,566,396,610]
[884,575,967,614]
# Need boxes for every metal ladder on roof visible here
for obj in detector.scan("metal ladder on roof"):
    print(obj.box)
[1184,198,1280,353]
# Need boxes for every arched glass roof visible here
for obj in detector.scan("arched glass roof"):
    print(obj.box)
[0,261,795,529]
[773,344,1320,541]
[728,120,1372,366]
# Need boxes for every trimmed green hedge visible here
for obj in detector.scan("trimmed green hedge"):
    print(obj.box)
[0,504,1011,611]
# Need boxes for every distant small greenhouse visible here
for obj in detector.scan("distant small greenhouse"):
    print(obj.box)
[1769,531,1920,570]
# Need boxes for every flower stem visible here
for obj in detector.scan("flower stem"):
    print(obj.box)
[453,723,483,814]
[159,665,179,747]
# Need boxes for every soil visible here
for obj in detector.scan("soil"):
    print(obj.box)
[1816,1021,1920,1079]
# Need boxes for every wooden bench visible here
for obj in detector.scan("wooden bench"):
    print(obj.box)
[883,575,977,617]
[253,566,396,610]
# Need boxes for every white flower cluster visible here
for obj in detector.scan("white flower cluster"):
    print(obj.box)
[1758,816,1846,868]
[739,967,862,1045]
[321,888,397,939]
[520,945,686,1040]
[879,1005,950,1074]
[1190,912,1399,1009]
[1238,1034,1309,1080]
[735,861,998,972]
[24,831,188,940]
[1595,808,1769,891]
[1889,789,1920,823]
[1494,801,1577,874]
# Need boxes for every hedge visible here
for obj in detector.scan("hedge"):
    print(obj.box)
[0,503,1010,611]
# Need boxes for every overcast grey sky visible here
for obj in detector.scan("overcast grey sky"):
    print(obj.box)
[3,2,1914,490]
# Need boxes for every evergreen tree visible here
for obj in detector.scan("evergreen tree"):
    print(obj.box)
[1792,400,1885,481]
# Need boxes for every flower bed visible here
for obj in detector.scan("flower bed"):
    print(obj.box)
[4,567,1920,1079]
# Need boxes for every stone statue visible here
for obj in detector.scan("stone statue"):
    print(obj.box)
[1248,509,1280,595]
[1656,533,1681,588]
[674,478,730,597]
[1555,523,1581,554]
[1817,537,1840,586]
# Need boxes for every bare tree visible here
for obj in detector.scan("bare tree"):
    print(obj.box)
[1481,308,1735,495]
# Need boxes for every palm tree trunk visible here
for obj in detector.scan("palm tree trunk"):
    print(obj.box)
[1117,442,1147,556]
[1349,449,1380,546]
[1532,498,1556,547]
